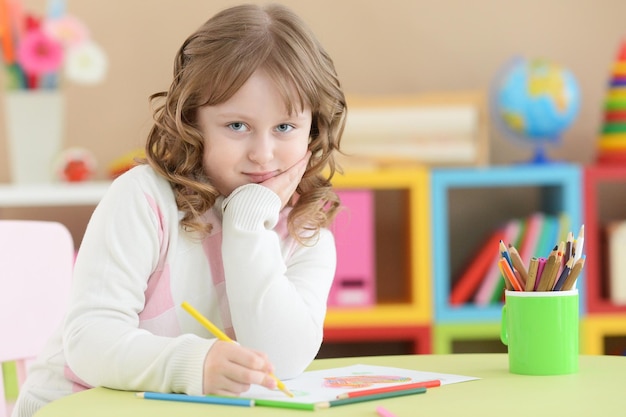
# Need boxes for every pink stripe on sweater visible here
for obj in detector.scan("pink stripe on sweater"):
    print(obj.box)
[202,230,235,340]
[139,193,174,321]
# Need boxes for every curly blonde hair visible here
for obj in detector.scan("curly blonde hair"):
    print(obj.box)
[144,4,346,242]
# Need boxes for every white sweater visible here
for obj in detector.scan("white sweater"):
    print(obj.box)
[13,165,336,417]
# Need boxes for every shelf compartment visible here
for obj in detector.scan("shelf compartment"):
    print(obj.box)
[433,322,503,354]
[583,165,626,313]
[431,164,583,322]
[320,325,431,357]
[327,167,431,325]
[583,315,626,354]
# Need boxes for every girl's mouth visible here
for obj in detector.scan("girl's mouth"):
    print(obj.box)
[246,171,278,183]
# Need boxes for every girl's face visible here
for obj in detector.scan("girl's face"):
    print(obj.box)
[197,69,312,197]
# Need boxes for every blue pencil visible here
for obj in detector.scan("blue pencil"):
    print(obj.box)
[136,392,253,407]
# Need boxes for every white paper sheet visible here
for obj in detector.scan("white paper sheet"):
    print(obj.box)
[242,364,478,404]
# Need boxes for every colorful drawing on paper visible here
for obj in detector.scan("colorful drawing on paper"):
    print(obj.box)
[242,364,479,404]
[323,375,411,388]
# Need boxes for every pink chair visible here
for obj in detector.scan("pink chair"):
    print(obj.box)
[0,220,74,417]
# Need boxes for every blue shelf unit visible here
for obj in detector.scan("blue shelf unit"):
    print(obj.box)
[431,164,583,323]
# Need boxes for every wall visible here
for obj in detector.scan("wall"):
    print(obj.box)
[1,0,625,238]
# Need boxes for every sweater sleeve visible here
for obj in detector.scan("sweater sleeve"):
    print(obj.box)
[220,184,336,379]
[62,171,214,395]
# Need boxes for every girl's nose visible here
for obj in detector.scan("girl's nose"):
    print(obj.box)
[248,132,274,165]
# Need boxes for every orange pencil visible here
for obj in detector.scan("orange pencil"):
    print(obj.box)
[337,379,440,399]
[498,258,523,291]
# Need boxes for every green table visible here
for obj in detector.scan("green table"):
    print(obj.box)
[34,354,626,416]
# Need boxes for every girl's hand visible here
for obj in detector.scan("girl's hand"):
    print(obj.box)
[261,151,311,209]
[202,340,277,396]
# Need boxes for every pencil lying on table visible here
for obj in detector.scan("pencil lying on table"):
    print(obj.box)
[181,301,294,398]
[136,392,253,407]
[316,387,427,408]
[136,392,322,410]
[336,379,440,399]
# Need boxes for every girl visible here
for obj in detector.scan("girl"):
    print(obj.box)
[13,4,346,416]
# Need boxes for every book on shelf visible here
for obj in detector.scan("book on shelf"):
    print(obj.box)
[608,220,626,305]
[534,214,558,260]
[449,227,506,306]
[518,211,544,263]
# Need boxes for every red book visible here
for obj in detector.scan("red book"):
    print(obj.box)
[450,227,506,306]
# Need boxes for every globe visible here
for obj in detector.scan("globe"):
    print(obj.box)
[492,57,581,163]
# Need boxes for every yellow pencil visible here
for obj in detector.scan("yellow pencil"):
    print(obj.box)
[526,257,539,291]
[181,301,294,398]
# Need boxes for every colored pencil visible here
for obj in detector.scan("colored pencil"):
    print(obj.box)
[337,379,440,399]
[574,225,585,262]
[561,257,585,291]
[499,240,513,269]
[563,231,574,265]
[526,257,539,291]
[507,244,529,287]
[534,257,547,291]
[136,392,253,407]
[181,301,294,398]
[498,258,523,292]
[376,405,399,417]
[553,258,574,291]
[253,399,319,411]
[317,387,427,408]
[536,251,558,291]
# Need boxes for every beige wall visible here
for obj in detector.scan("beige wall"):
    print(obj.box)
[1,0,625,240]
[2,0,626,175]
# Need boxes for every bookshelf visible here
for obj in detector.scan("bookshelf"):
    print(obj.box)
[582,165,626,355]
[322,167,432,355]
[6,163,626,357]
[430,164,583,352]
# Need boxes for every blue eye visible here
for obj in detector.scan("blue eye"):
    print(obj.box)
[276,124,293,133]
[228,122,247,131]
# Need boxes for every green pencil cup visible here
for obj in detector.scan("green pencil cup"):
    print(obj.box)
[500,289,579,375]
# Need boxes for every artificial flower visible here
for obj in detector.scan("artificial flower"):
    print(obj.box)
[6,7,107,90]
[44,14,90,48]
[16,27,64,75]
[65,40,108,84]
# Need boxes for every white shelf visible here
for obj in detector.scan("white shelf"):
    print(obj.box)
[0,181,111,207]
